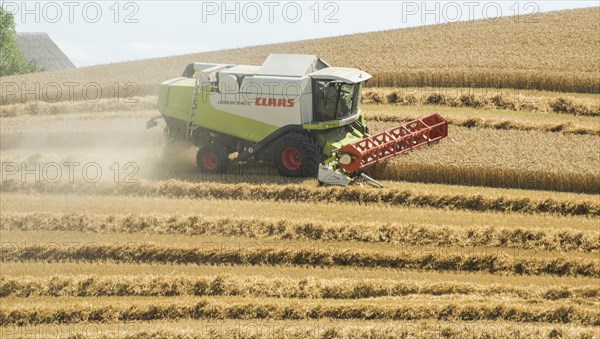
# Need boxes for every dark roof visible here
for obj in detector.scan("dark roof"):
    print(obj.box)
[16,33,75,70]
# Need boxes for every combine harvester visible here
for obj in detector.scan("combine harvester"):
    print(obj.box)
[148,54,447,187]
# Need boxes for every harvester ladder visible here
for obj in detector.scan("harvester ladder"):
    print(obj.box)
[186,77,202,139]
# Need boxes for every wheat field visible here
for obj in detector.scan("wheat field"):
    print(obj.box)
[1,7,600,339]
[1,7,600,106]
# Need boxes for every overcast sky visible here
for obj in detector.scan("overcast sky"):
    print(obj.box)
[3,1,597,67]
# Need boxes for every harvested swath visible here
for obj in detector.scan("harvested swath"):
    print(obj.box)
[94,324,600,339]
[372,162,600,194]
[367,113,600,136]
[2,89,598,118]
[1,299,598,326]
[363,88,600,117]
[1,275,597,301]
[7,319,600,339]
[2,213,598,252]
[2,180,598,217]
[2,244,598,277]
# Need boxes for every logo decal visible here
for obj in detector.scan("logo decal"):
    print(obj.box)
[255,98,295,108]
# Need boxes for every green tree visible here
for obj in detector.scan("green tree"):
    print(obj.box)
[0,6,39,76]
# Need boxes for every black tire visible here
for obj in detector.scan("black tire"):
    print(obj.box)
[196,143,230,173]
[273,133,319,177]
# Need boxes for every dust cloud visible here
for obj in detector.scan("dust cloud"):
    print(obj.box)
[0,114,198,185]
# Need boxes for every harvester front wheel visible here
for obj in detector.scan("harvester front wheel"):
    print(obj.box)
[274,133,319,177]
[196,143,230,173]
